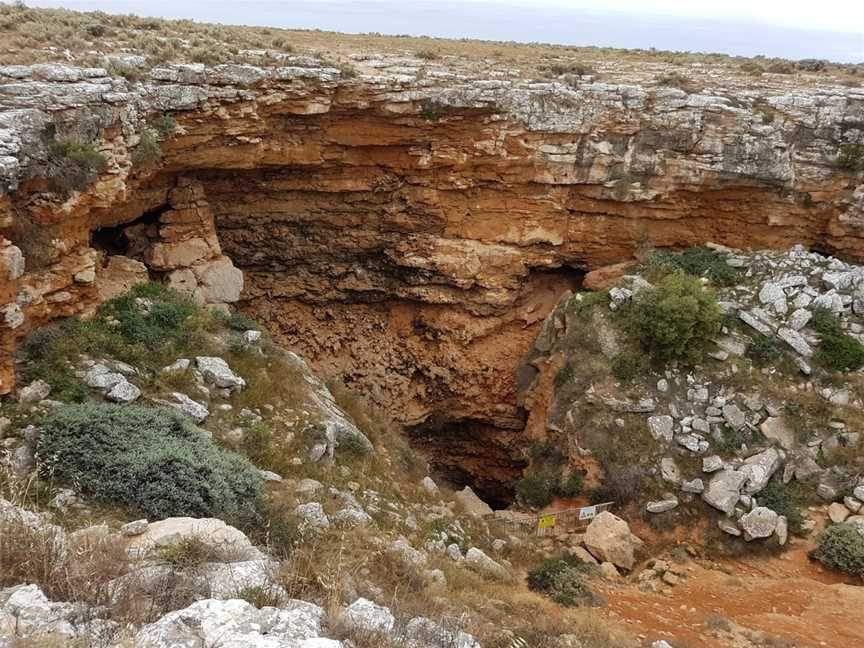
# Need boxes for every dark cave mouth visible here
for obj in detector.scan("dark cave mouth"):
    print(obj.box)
[405,415,530,510]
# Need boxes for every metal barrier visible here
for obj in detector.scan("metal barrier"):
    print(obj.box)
[534,502,614,536]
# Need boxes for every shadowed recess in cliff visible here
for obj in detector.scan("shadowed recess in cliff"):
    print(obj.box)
[91,206,165,258]
[232,263,585,508]
[405,415,530,509]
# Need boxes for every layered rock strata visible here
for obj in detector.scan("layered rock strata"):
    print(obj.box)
[0,57,862,498]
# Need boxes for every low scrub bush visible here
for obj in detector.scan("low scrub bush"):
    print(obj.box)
[558,470,585,498]
[0,512,131,610]
[810,308,864,372]
[588,464,649,506]
[516,475,553,508]
[131,129,162,166]
[766,61,795,74]
[106,61,142,81]
[546,62,595,76]
[234,585,285,608]
[565,290,609,315]
[159,536,219,570]
[516,442,582,508]
[654,71,698,92]
[810,523,864,577]
[46,136,108,194]
[642,246,739,286]
[837,143,864,172]
[748,334,781,365]
[150,114,177,138]
[757,480,804,533]
[37,404,262,519]
[553,361,575,389]
[527,556,594,607]
[624,272,722,362]
[243,497,301,560]
[219,310,259,332]
[610,352,648,382]
[20,283,208,396]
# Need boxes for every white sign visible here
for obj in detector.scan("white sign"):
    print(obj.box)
[578,505,598,520]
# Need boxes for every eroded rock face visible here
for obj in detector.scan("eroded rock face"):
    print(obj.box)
[1,58,863,496]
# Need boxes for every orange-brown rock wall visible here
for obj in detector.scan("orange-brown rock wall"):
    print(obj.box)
[1,62,863,495]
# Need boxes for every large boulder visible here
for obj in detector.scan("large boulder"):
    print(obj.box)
[124,517,261,561]
[647,415,674,443]
[759,417,795,449]
[739,448,783,495]
[584,511,643,571]
[464,547,509,580]
[96,255,149,302]
[193,255,244,304]
[454,486,493,517]
[0,584,112,643]
[344,598,395,634]
[134,598,328,647]
[703,469,747,514]
[195,356,246,390]
[739,507,779,541]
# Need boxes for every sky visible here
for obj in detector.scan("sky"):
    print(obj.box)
[26,0,864,63]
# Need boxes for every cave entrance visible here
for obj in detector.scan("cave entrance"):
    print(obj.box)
[406,415,529,510]
[90,206,165,258]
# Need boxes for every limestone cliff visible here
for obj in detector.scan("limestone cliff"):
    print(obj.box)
[1,56,862,499]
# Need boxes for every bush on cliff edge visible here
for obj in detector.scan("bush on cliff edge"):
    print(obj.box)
[625,272,722,362]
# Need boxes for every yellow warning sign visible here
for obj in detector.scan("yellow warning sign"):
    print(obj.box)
[538,514,557,529]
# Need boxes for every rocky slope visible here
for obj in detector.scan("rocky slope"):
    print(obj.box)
[520,244,864,552]
[1,49,862,499]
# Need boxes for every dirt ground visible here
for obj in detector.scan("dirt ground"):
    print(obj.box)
[595,536,863,648]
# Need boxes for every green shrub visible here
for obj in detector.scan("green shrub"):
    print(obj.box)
[47,136,108,194]
[19,284,209,401]
[219,310,259,332]
[766,61,795,74]
[810,523,864,577]
[748,334,781,365]
[625,272,722,362]
[757,480,803,533]
[234,585,284,607]
[131,129,162,166]
[811,307,844,337]
[654,71,697,92]
[159,537,217,569]
[610,352,647,382]
[810,308,864,372]
[106,61,142,82]
[558,470,584,498]
[587,464,649,506]
[150,115,177,138]
[642,246,739,286]
[98,282,200,349]
[527,557,593,607]
[529,442,565,465]
[565,290,609,315]
[837,143,864,172]
[37,404,262,520]
[516,475,552,508]
[714,426,749,454]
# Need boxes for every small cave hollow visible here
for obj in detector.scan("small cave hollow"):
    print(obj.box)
[90,206,165,259]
